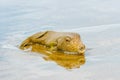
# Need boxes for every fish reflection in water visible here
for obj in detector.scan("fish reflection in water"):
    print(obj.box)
[29,44,86,69]
[44,53,85,69]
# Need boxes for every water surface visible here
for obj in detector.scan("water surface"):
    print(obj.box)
[0,0,120,80]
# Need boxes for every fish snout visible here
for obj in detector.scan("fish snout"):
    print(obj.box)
[78,44,86,54]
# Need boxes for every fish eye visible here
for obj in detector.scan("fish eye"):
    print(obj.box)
[65,36,71,42]
[24,44,28,47]
[66,39,70,42]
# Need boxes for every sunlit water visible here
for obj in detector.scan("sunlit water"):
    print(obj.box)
[0,0,120,80]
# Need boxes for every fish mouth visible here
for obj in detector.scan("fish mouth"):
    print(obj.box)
[64,51,80,54]
[78,49,85,54]
[59,45,86,55]
[63,50,85,55]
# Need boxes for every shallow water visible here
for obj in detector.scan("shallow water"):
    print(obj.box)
[0,0,120,80]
